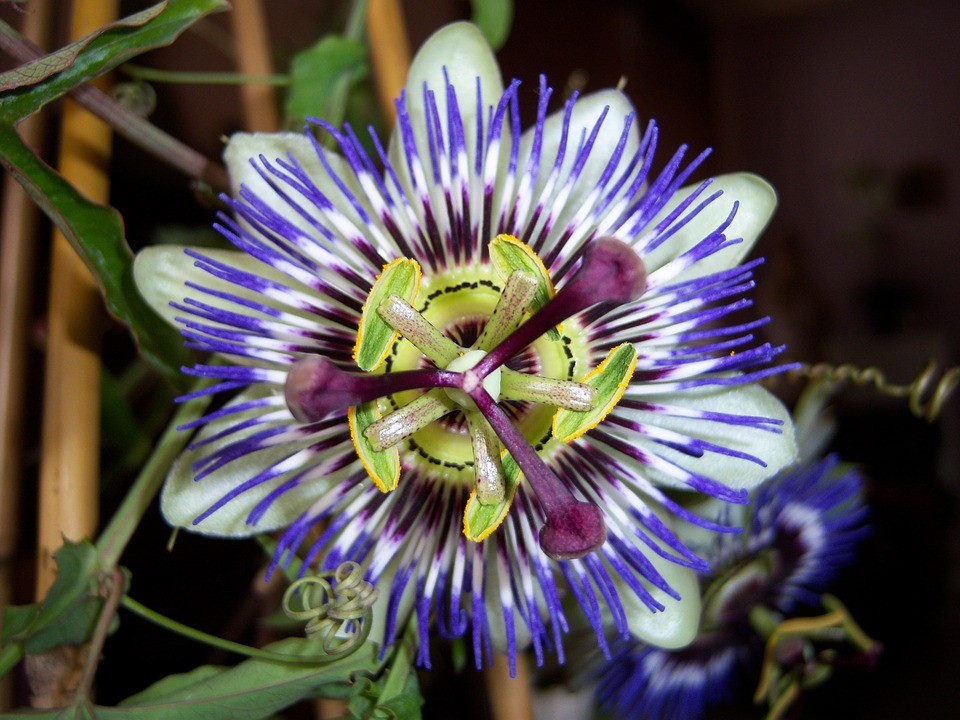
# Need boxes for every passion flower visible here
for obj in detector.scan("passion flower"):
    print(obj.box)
[136,22,797,671]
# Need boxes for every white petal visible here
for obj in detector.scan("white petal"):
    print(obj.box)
[612,384,798,494]
[643,173,777,280]
[403,21,503,150]
[389,22,503,199]
[224,132,370,247]
[161,391,351,536]
[134,245,307,329]
[613,506,701,648]
[517,89,640,229]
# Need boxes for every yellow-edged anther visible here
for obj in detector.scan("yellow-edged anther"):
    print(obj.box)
[462,453,522,541]
[489,234,562,337]
[349,402,401,493]
[552,343,638,443]
[352,257,421,371]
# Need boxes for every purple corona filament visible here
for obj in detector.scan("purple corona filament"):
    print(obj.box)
[283,237,646,559]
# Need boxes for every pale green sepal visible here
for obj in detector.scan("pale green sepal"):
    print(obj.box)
[463,454,521,542]
[489,234,560,339]
[642,173,777,281]
[402,22,502,153]
[161,390,350,537]
[349,402,401,493]
[353,258,421,371]
[614,384,798,493]
[614,506,702,648]
[553,343,638,443]
[134,244,307,330]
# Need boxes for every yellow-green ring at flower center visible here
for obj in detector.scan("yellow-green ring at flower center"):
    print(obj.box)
[381,262,592,484]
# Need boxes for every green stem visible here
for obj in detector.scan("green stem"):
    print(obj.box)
[122,63,290,86]
[120,594,371,665]
[0,642,24,680]
[95,382,214,569]
[344,0,371,42]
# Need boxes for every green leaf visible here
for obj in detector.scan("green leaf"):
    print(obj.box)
[349,401,401,493]
[1,541,103,656]
[470,0,514,51]
[0,4,166,91]
[463,454,521,542]
[553,342,638,443]
[489,234,559,340]
[110,638,382,720]
[0,0,229,121]
[285,34,368,128]
[0,124,190,386]
[354,258,421,371]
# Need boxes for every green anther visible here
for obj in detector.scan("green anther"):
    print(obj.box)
[465,410,505,506]
[489,234,561,341]
[463,454,522,541]
[364,389,455,451]
[500,368,598,410]
[474,269,538,350]
[377,293,460,366]
[553,343,638,443]
[353,258,421,371]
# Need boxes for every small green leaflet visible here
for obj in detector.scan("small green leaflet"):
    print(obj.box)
[353,258,421,371]
[553,343,638,443]
[285,34,368,129]
[1,541,103,657]
[470,0,514,51]
[463,454,521,541]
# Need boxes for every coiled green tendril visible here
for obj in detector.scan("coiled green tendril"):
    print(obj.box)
[282,561,379,657]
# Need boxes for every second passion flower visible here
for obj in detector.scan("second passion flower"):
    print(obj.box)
[135,22,797,670]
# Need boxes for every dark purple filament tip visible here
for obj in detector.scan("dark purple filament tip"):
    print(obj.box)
[472,237,646,379]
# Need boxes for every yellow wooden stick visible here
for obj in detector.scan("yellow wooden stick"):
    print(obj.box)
[0,5,54,710]
[365,0,412,126]
[230,0,280,132]
[35,0,118,603]
[485,652,535,720]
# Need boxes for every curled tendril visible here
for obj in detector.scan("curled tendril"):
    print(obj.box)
[793,359,960,422]
[282,561,379,658]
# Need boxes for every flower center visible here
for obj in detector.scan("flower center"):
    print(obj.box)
[283,236,647,559]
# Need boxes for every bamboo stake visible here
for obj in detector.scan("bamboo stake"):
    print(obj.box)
[365,0,412,127]
[229,0,279,132]
[0,1,54,706]
[30,0,118,706]
[485,652,535,720]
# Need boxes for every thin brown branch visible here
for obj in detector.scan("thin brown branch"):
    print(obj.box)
[0,2,54,712]
[0,23,229,191]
